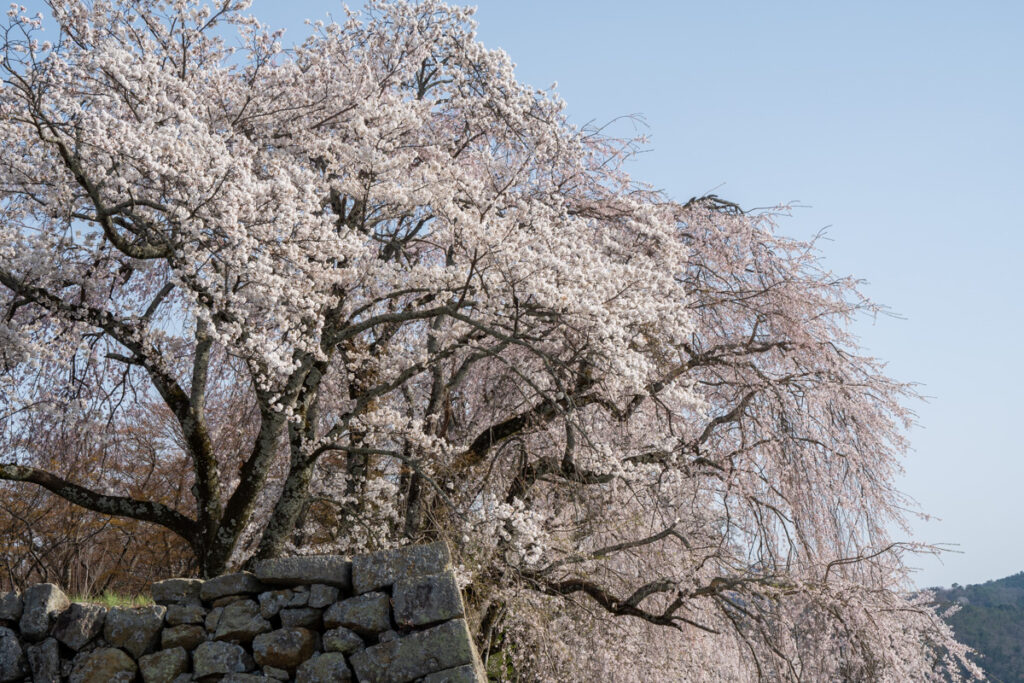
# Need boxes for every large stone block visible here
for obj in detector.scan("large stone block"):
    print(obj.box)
[200,572,265,602]
[307,584,339,609]
[53,603,106,651]
[348,618,476,683]
[392,571,464,627]
[165,602,205,626]
[0,627,26,682]
[193,640,255,678]
[19,583,69,641]
[351,542,451,594]
[214,599,271,644]
[252,627,318,672]
[279,606,322,629]
[139,647,189,683]
[69,647,137,683]
[26,637,60,683]
[296,652,353,682]
[253,556,353,590]
[323,592,391,636]
[161,624,206,650]
[151,578,203,606]
[0,594,22,622]
[104,605,166,658]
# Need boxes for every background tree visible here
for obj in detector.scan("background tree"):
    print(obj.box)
[0,1,981,679]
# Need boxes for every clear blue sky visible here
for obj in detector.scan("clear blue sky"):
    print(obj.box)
[252,0,1023,589]
[29,0,1023,588]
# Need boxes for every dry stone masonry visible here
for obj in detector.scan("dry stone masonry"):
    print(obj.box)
[0,542,485,682]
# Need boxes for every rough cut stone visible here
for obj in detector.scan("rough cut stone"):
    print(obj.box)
[161,624,206,650]
[139,646,189,683]
[211,594,253,608]
[253,556,352,590]
[103,605,166,658]
[323,626,364,654]
[279,607,322,629]
[0,627,26,682]
[151,578,203,605]
[200,572,264,602]
[421,664,483,683]
[214,599,271,644]
[379,630,400,643]
[351,542,450,595]
[348,619,475,683]
[252,627,318,671]
[193,640,255,678]
[323,592,391,635]
[0,594,22,622]
[19,583,70,641]
[263,665,289,680]
[26,637,60,683]
[296,652,353,682]
[221,675,269,683]
[393,571,464,627]
[205,606,224,632]
[53,603,106,651]
[165,602,206,626]
[258,589,304,619]
[307,584,339,609]
[69,647,137,683]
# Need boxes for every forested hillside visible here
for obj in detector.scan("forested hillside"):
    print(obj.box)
[934,573,1024,681]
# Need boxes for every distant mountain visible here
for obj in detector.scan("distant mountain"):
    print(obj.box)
[933,572,1024,682]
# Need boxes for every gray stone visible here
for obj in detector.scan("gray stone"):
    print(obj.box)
[279,607,322,629]
[0,594,22,622]
[214,599,271,644]
[348,619,475,683]
[323,626,364,654]
[221,675,268,682]
[263,665,289,680]
[205,606,223,632]
[393,571,464,627]
[421,664,484,683]
[162,624,206,650]
[26,637,60,682]
[200,572,264,602]
[323,592,391,635]
[351,542,450,594]
[252,627,318,672]
[103,604,166,658]
[211,594,253,608]
[151,578,203,605]
[19,583,70,641]
[139,647,189,683]
[253,556,352,590]
[296,652,352,682]
[307,584,339,609]
[0,627,26,682]
[166,602,206,625]
[193,640,255,678]
[171,675,194,683]
[69,647,137,683]
[379,629,400,643]
[53,603,106,651]
[258,589,304,619]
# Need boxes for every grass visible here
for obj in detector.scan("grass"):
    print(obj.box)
[68,590,153,608]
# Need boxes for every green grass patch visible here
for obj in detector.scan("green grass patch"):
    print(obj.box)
[68,590,153,608]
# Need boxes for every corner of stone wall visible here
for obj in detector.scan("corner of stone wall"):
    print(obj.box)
[0,541,486,682]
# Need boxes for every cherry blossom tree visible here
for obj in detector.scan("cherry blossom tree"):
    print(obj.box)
[0,0,980,679]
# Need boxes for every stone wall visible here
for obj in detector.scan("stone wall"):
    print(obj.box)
[0,542,486,682]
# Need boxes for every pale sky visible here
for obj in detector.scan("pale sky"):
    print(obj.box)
[253,0,1024,589]
[26,0,1024,588]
